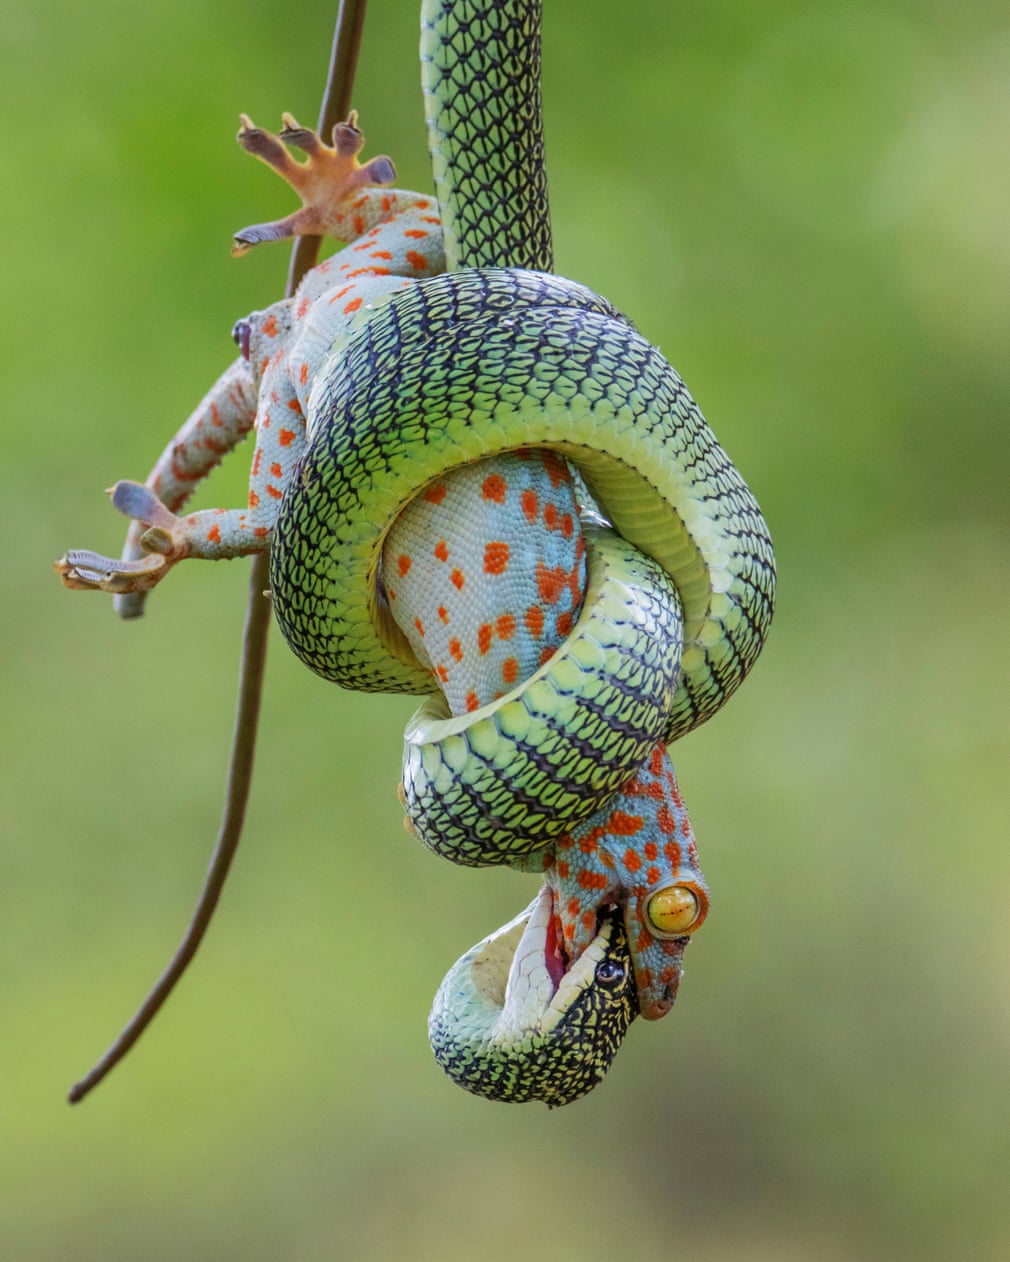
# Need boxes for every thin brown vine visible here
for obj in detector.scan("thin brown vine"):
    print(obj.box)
[68,0,370,1105]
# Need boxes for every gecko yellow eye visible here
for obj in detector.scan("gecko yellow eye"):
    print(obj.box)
[645,882,709,938]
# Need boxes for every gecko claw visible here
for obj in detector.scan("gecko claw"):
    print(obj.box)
[55,550,168,593]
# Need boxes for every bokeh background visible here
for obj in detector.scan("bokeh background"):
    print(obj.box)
[3,0,1007,1258]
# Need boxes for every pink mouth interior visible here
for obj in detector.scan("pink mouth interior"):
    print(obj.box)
[544,911,568,992]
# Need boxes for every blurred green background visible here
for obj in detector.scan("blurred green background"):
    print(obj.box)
[2,0,1007,1258]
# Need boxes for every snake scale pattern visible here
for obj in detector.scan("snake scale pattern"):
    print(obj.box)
[56,0,774,1106]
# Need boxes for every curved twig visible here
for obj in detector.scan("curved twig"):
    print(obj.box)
[68,0,370,1105]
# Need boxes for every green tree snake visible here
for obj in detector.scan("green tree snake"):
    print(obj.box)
[56,0,775,1106]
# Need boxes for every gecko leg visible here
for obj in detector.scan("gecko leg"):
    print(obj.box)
[232,111,396,255]
[56,481,269,594]
[107,357,257,616]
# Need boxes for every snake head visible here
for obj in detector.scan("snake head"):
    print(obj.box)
[429,885,638,1108]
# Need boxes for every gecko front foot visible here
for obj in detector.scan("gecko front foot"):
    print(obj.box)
[232,110,396,255]
[55,482,190,594]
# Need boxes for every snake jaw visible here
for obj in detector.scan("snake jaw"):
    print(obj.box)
[429,887,638,1106]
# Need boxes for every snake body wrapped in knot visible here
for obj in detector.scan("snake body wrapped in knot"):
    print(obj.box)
[56,0,774,1106]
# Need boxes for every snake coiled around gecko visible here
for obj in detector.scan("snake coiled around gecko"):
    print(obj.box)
[56,0,774,1106]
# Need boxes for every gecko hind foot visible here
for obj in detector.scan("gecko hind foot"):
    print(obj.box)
[55,482,188,594]
[233,111,396,255]
[55,549,168,594]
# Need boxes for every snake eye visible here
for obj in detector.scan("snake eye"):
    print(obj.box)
[232,317,252,361]
[645,882,709,939]
[595,959,626,988]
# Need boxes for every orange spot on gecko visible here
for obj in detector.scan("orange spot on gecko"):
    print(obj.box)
[478,623,493,655]
[210,403,223,428]
[404,229,428,239]
[405,251,428,271]
[484,541,510,574]
[279,428,296,447]
[270,462,282,478]
[424,483,447,505]
[450,569,465,590]
[646,866,660,885]
[371,250,393,260]
[253,527,268,539]
[544,502,559,530]
[644,841,658,862]
[343,297,363,314]
[502,657,518,685]
[524,605,544,638]
[465,691,479,712]
[262,313,279,338]
[437,605,449,624]
[578,871,609,890]
[536,563,568,605]
[556,611,573,637]
[266,484,282,500]
[608,811,643,836]
[248,490,260,508]
[556,859,570,879]
[252,448,262,476]
[664,841,682,865]
[299,363,309,386]
[482,474,507,503]
[496,614,515,640]
[206,524,221,543]
[623,848,642,872]
[449,638,463,662]
[656,806,676,835]
[414,616,425,637]
[436,665,449,683]
[581,910,597,934]
[398,554,412,577]
[539,645,556,667]
[352,215,365,235]
[521,489,538,522]
[580,827,603,854]
[540,451,568,487]
[561,513,574,538]
[434,541,448,562]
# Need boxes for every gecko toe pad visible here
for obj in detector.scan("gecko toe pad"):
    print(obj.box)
[233,110,397,255]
